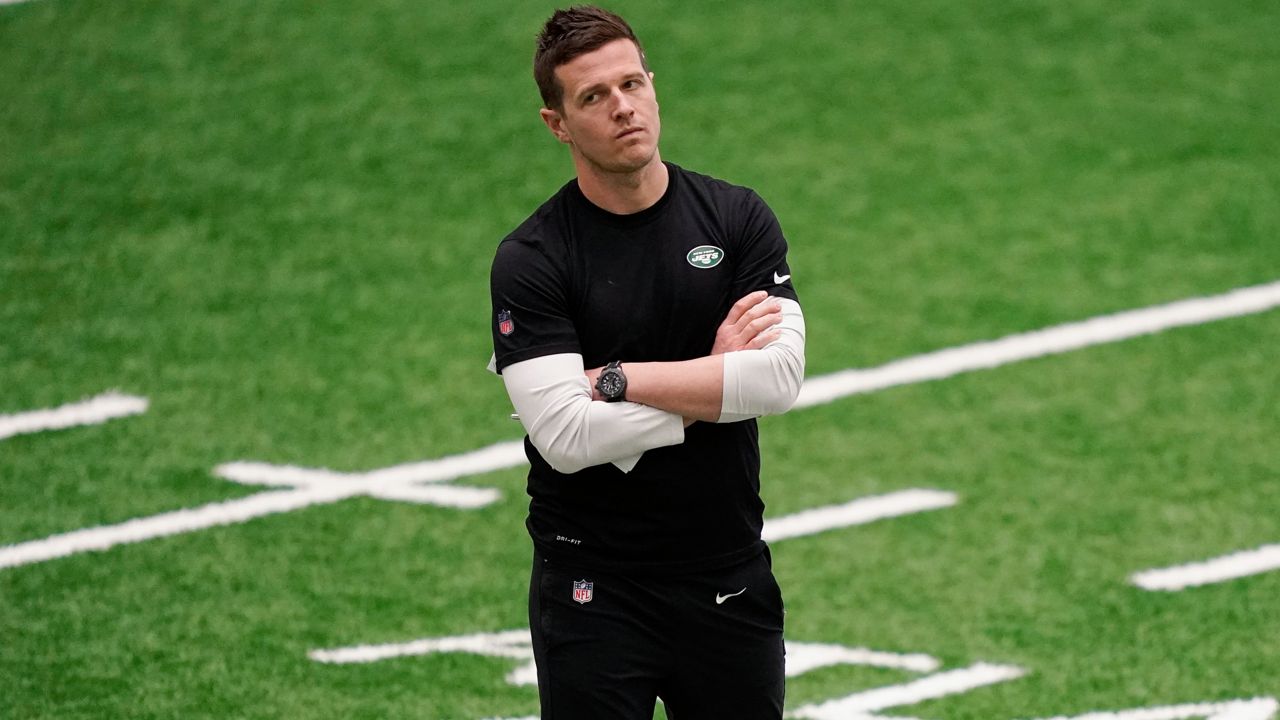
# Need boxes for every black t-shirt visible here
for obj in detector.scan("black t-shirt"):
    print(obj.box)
[490,162,799,573]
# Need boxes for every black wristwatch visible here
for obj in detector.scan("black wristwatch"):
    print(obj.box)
[596,361,627,402]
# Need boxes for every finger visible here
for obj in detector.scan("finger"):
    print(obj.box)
[724,291,769,327]
[732,298,781,332]
[743,311,783,336]
[723,290,770,327]
[747,329,782,349]
[745,297,782,318]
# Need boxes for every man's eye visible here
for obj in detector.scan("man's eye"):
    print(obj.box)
[583,93,599,104]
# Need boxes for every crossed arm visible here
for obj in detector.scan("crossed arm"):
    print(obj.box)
[583,291,800,422]
[502,291,806,473]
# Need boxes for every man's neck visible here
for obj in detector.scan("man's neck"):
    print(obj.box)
[575,154,669,215]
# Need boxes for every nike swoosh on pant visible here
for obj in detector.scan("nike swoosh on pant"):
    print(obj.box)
[715,587,747,604]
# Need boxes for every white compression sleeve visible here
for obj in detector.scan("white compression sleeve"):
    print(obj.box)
[501,353,685,474]
[718,298,807,423]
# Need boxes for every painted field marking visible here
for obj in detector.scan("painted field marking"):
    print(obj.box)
[311,629,536,684]
[783,641,940,675]
[5,280,1279,571]
[311,630,940,679]
[312,628,948,692]
[0,442,520,570]
[762,489,957,542]
[477,697,1279,720]
[0,391,147,441]
[1131,544,1280,591]
[479,696,1280,720]
[790,663,1027,720]
[1020,697,1279,720]
[0,463,946,570]
[794,280,1280,408]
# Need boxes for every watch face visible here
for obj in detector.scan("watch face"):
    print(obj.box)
[600,372,624,397]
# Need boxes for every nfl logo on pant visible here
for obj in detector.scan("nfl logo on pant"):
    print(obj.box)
[572,579,594,604]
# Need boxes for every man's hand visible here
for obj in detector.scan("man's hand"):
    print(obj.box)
[711,290,782,355]
[584,365,604,401]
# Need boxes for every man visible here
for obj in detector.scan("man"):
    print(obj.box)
[489,6,806,718]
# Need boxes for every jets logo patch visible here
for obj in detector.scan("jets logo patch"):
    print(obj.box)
[497,309,515,336]
[686,245,724,269]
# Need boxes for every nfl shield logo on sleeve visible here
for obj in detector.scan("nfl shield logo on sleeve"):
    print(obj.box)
[572,579,594,604]
[497,309,515,336]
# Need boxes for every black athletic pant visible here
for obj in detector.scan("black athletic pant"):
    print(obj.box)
[529,548,785,719]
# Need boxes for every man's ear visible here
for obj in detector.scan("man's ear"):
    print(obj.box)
[540,107,572,145]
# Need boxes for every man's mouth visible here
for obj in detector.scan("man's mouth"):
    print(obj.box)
[616,127,644,139]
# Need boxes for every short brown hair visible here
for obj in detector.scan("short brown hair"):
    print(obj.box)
[534,6,649,110]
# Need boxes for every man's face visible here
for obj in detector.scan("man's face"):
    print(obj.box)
[541,38,661,175]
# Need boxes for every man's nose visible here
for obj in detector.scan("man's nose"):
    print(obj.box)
[611,90,635,119]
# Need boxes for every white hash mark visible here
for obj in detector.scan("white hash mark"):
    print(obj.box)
[1131,544,1280,591]
[0,391,147,441]
[1018,696,1278,720]
[794,280,1280,409]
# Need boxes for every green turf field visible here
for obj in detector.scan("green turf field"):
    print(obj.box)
[2,0,1278,718]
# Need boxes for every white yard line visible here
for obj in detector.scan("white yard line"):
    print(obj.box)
[762,489,956,542]
[311,630,944,690]
[1130,545,1280,591]
[4,281,1279,571]
[795,280,1280,408]
[789,662,1027,719]
[310,629,535,665]
[0,442,519,570]
[783,641,939,675]
[0,485,350,570]
[1020,697,1279,720]
[309,633,941,675]
[0,485,944,570]
[0,392,147,440]
[478,695,1279,720]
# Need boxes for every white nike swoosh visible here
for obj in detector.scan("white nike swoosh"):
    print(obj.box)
[773,272,791,284]
[715,587,747,604]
